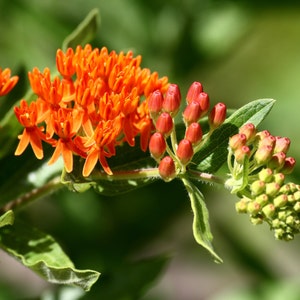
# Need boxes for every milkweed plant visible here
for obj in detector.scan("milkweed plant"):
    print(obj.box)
[0,9,299,293]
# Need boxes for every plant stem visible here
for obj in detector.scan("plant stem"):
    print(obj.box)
[0,176,64,214]
[186,168,225,185]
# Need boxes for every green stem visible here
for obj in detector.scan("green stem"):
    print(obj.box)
[0,176,64,214]
[186,168,225,185]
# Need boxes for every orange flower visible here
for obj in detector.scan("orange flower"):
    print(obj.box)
[0,68,18,96]
[14,45,169,175]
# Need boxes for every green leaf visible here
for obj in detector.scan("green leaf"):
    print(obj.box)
[181,177,223,263]
[0,210,14,228]
[62,8,100,50]
[62,142,158,196]
[193,98,275,172]
[0,219,100,291]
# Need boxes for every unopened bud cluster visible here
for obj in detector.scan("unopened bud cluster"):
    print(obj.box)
[226,123,299,240]
[148,82,227,181]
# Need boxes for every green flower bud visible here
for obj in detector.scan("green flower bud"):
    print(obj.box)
[274,228,285,239]
[262,203,276,218]
[273,194,288,208]
[250,215,263,225]
[273,173,285,185]
[258,168,273,183]
[294,191,300,201]
[293,202,300,212]
[254,145,273,165]
[247,201,261,214]
[235,198,249,213]
[272,218,281,228]
[266,182,280,197]
[286,215,295,227]
[278,211,289,221]
[279,184,291,194]
[251,180,265,196]
[255,194,269,206]
[288,194,296,203]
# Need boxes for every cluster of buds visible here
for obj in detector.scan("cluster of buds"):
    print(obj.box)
[226,123,299,240]
[148,81,227,181]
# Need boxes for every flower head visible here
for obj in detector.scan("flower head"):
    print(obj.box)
[0,68,18,96]
[14,45,169,175]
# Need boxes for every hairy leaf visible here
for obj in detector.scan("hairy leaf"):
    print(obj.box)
[193,99,275,172]
[181,177,223,263]
[0,219,100,291]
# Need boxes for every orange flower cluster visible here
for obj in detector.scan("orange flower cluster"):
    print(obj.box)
[14,45,169,176]
[0,68,18,96]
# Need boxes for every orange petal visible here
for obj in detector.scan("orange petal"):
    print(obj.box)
[62,143,73,173]
[15,130,30,156]
[48,140,62,166]
[82,148,99,177]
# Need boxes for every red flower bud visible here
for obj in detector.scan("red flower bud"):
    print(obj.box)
[185,122,203,145]
[281,157,296,174]
[274,136,291,153]
[159,156,176,182]
[229,133,247,151]
[183,101,202,124]
[209,102,226,129]
[149,132,166,160]
[196,92,210,116]
[186,81,203,104]
[155,112,173,136]
[176,139,194,165]
[239,123,257,142]
[254,145,273,165]
[148,90,163,117]
[162,84,181,116]
[234,145,251,164]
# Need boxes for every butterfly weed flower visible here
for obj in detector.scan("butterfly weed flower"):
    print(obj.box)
[0,68,18,96]
[14,45,169,176]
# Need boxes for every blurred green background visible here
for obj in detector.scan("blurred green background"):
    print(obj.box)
[1,0,300,299]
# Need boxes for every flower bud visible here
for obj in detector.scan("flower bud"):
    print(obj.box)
[229,133,247,151]
[251,216,263,225]
[281,157,296,174]
[262,203,276,218]
[148,90,163,118]
[234,145,251,164]
[158,156,176,182]
[273,173,285,185]
[251,180,265,196]
[247,201,261,214]
[239,123,257,142]
[196,92,210,115]
[265,182,280,197]
[183,101,202,124]
[149,132,166,160]
[258,135,276,149]
[267,152,286,170]
[273,194,288,208]
[155,112,173,136]
[294,191,300,201]
[274,136,290,153]
[162,84,181,116]
[176,139,194,165]
[258,168,273,183]
[235,198,249,213]
[256,130,270,141]
[256,194,269,206]
[185,122,203,145]
[254,145,273,165]
[293,201,300,212]
[186,81,203,104]
[209,102,227,129]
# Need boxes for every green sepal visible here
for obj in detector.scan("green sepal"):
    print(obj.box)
[181,177,223,263]
[192,98,275,173]
[62,8,100,50]
[0,218,100,291]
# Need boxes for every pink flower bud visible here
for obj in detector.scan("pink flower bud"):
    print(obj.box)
[256,130,271,141]
[239,123,257,142]
[234,145,251,164]
[148,90,163,117]
[258,134,276,149]
[159,156,176,182]
[254,145,273,165]
[186,81,203,104]
[162,84,181,116]
[185,122,203,145]
[149,132,166,160]
[274,136,291,153]
[281,157,296,174]
[209,102,227,129]
[229,133,247,151]
[176,139,194,165]
[196,92,210,116]
[267,152,286,170]
[183,101,202,124]
[155,112,173,136]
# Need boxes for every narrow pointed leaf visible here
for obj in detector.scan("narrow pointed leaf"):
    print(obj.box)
[0,219,100,291]
[62,8,100,50]
[181,178,223,263]
[193,98,275,172]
